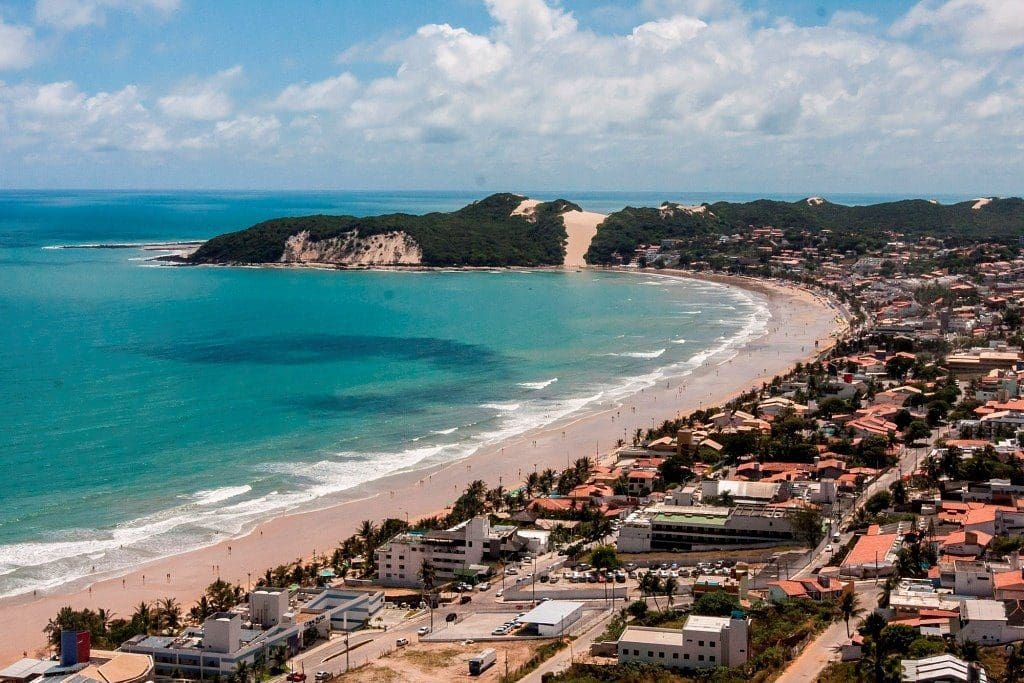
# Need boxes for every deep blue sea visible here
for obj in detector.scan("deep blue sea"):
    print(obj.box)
[0,189,950,597]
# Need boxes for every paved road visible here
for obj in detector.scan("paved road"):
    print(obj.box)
[774,583,880,683]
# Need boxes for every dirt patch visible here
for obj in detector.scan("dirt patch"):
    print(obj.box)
[344,640,542,682]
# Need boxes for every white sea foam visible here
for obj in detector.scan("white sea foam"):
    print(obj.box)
[672,338,687,344]
[607,349,666,359]
[431,427,459,435]
[481,402,521,411]
[191,485,253,506]
[518,378,558,390]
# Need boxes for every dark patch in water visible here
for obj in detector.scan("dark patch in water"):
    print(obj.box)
[136,333,507,371]
[292,382,484,415]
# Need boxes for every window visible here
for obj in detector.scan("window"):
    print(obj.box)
[699,655,704,661]
[698,640,704,647]
[634,649,639,656]
[659,652,664,658]
[672,653,679,659]
[710,655,716,662]
[648,651,654,658]
[710,641,716,647]
[684,654,690,660]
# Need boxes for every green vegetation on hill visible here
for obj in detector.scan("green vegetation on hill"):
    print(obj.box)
[189,193,582,267]
[585,197,1024,264]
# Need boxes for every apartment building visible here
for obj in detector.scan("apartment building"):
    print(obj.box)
[375,516,523,587]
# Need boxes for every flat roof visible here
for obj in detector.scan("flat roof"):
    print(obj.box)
[520,601,584,626]
[653,512,728,526]
[0,659,56,680]
[618,626,684,647]
[684,615,732,633]
[962,599,1005,621]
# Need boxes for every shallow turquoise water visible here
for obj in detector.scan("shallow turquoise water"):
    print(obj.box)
[0,191,773,596]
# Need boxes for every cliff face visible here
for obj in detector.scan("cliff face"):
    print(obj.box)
[280,230,422,266]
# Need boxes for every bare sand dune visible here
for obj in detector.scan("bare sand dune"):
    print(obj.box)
[562,209,605,267]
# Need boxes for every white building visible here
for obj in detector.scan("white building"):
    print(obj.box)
[901,654,988,683]
[952,599,1024,646]
[617,504,798,553]
[375,516,523,587]
[519,601,584,636]
[616,614,749,670]
[119,587,382,678]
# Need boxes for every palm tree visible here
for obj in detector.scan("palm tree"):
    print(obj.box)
[159,597,182,631]
[357,520,378,576]
[189,596,212,623]
[632,428,644,446]
[639,572,661,610]
[271,645,289,673]
[418,559,437,632]
[487,485,506,512]
[663,577,678,609]
[234,660,250,683]
[131,602,152,632]
[539,469,557,495]
[839,591,862,637]
[525,471,541,498]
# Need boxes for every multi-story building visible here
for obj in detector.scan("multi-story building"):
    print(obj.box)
[375,516,523,587]
[616,614,749,670]
[616,504,797,553]
[119,587,382,678]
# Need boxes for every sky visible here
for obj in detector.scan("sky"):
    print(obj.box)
[0,0,1021,194]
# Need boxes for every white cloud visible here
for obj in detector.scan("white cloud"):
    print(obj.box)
[628,15,707,49]
[893,0,1024,53]
[158,66,241,120]
[1,80,172,152]
[35,0,180,30]
[270,73,358,111]
[0,18,37,70]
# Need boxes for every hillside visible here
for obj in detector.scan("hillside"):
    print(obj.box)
[584,197,1024,264]
[188,193,582,267]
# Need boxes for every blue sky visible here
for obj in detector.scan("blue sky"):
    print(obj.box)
[0,0,1021,194]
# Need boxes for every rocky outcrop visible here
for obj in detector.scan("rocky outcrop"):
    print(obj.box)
[280,230,423,266]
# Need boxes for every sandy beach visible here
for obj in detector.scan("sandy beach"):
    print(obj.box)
[0,270,848,661]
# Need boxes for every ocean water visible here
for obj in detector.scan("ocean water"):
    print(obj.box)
[0,190,801,597]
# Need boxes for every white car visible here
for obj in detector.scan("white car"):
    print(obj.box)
[417,626,431,636]
[825,544,834,552]
[496,590,503,598]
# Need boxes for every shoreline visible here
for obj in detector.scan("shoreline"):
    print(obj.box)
[0,268,848,661]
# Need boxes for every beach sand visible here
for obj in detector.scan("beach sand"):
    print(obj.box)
[0,271,848,661]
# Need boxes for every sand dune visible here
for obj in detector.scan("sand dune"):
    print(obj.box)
[562,209,605,267]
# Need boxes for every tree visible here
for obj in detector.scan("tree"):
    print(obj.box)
[865,490,892,514]
[891,480,908,506]
[791,506,825,548]
[894,409,913,431]
[692,590,739,617]
[639,572,662,610]
[158,597,182,631]
[525,471,541,498]
[839,591,863,637]
[418,559,437,632]
[662,577,678,608]
[904,420,932,445]
[234,660,250,683]
[357,520,378,576]
[626,600,648,620]
[271,645,289,673]
[589,545,620,570]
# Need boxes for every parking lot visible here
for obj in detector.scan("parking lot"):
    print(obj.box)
[423,611,529,642]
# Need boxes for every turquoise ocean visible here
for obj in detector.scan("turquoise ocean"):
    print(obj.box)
[0,190,951,597]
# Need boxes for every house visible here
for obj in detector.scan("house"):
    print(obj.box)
[951,599,1024,645]
[616,614,749,670]
[767,576,850,604]
[627,470,660,496]
[840,526,899,578]
[901,654,988,683]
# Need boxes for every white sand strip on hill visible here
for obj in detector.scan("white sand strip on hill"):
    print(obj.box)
[972,197,993,210]
[512,198,542,216]
[562,209,606,267]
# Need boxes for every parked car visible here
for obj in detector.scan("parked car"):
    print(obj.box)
[548,576,559,584]
[446,612,458,622]
[460,595,472,605]
[286,674,306,682]
[478,582,491,591]
[418,626,431,636]
[496,590,503,598]
[395,638,409,647]
[314,671,333,682]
